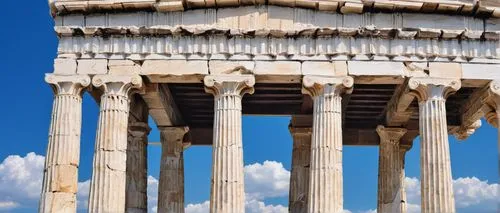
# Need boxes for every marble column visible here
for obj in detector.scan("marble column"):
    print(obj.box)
[126,121,151,213]
[484,80,500,208]
[88,75,143,212]
[157,126,189,213]
[302,75,353,213]
[408,78,460,213]
[204,75,255,213]
[399,144,411,213]
[289,127,312,213]
[40,74,90,213]
[376,126,407,213]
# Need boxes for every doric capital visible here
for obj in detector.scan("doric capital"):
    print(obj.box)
[159,126,189,141]
[128,122,151,138]
[45,74,91,96]
[92,75,143,96]
[407,77,461,102]
[204,75,255,97]
[376,125,407,145]
[289,126,312,136]
[301,76,353,97]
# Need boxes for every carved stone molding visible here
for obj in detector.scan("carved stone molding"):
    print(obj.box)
[302,75,354,97]
[45,74,91,96]
[92,75,143,97]
[204,75,255,98]
[407,77,461,102]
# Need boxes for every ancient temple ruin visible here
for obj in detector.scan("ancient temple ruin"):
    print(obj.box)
[41,0,500,212]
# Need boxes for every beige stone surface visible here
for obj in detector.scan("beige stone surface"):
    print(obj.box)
[126,121,150,213]
[428,62,462,79]
[88,75,143,213]
[302,75,354,213]
[40,74,90,213]
[376,126,407,213]
[109,60,141,75]
[53,58,77,75]
[302,61,348,77]
[208,61,255,75]
[204,75,255,213]
[288,127,312,213]
[254,61,301,83]
[142,60,208,83]
[408,77,460,213]
[77,59,107,75]
[158,127,188,213]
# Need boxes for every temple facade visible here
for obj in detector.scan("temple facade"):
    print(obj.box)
[41,0,500,212]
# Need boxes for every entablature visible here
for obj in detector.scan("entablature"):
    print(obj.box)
[50,0,500,18]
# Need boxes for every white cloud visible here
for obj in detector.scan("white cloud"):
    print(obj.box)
[77,180,90,209]
[0,152,89,211]
[244,161,290,200]
[147,176,159,213]
[246,199,287,213]
[185,201,210,213]
[402,176,499,213]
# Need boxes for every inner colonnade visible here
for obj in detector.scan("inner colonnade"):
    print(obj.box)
[40,0,500,212]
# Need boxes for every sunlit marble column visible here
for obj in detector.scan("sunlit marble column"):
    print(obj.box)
[302,75,353,213]
[289,126,312,213]
[157,126,189,213]
[484,80,500,210]
[40,74,90,213]
[376,126,407,213]
[126,121,151,213]
[88,75,143,213]
[408,78,460,213]
[204,75,255,213]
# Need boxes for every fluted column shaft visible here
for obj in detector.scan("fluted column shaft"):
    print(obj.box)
[126,122,150,213]
[409,78,460,213]
[289,127,312,213]
[158,127,189,213]
[88,75,143,213]
[302,76,353,213]
[40,75,90,213]
[399,145,410,213]
[204,75,255,213]
[376,126,407,213]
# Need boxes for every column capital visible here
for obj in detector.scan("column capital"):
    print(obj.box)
[376,125,407,145]
[289,126,312,136]
[204,75,255,97]
[302,75,353,97]
[408,77,461,102]
[92,75,143,96]
[158,126,189,143]
[45,74,91,96]
[128,122,151,138]
[486,111,498,128]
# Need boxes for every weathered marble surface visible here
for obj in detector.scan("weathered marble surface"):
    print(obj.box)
[408,77,460,213]
[126,121,150,213]
[376,126,407,213]
[158,127,188,213]
[302,75,353,213]
[204,75,255,213]
[88,75,143,213]
[289,127,312,213]
[40,74,90,213]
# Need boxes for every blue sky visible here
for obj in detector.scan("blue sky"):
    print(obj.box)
[0,1,498,213]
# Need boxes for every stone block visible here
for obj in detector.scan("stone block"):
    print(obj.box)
[54,58,77,75]
[302,61,348,76]
[40,192,77,213]
[46,165,78,193]
[77,59,108,74]
[142,60,208,75]
[254,61,301,83]
[462,64,500,80]
[209,61,255,74]
[108,60,141,75]
[428,63,462,79]
[142,60,208,83]
[348,61,405,76]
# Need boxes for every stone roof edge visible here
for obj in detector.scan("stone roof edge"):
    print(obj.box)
[50,0,500,18]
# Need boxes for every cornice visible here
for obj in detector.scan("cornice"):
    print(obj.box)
[50,0,500,18]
